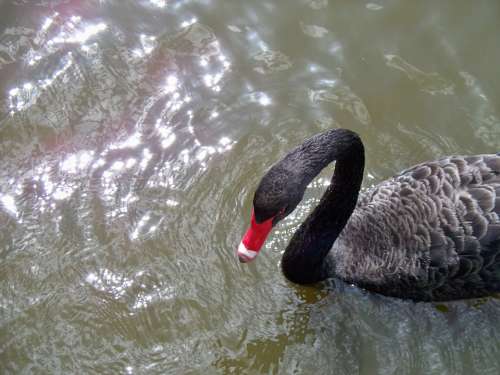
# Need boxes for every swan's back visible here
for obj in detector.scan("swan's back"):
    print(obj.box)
[333,154,500,301]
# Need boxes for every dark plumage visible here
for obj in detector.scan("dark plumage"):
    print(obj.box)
[248,129,500,301]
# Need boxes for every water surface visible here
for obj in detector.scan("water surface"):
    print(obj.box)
[1,1,500,374]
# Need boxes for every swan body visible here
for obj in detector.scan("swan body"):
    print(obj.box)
[238,129,500,301]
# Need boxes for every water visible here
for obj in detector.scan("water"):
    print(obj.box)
[1,1,500,374]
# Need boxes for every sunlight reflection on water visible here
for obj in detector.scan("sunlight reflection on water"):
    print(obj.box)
[1,1,500,374]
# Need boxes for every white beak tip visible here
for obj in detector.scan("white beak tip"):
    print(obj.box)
[237,242,258,263]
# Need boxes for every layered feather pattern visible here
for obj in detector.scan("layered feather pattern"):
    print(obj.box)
[333,154,500,300]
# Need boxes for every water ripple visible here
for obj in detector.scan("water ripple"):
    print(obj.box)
[385,54,455,96]
[1,1,500,374]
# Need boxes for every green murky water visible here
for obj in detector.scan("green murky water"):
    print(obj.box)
[1,1,500,374]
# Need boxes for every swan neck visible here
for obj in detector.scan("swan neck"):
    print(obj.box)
[281,129,365,284]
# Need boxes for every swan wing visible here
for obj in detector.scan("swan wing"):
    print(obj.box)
[343,154,500,300]
[401,154,500,298]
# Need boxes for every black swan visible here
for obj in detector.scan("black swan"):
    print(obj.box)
[237,129,500,301]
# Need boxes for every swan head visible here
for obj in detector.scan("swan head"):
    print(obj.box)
[237,165,304,263]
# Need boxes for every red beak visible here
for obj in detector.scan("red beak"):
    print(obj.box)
[237,209,274,263]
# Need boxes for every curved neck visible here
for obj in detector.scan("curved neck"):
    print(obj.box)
[281,129,365,284]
